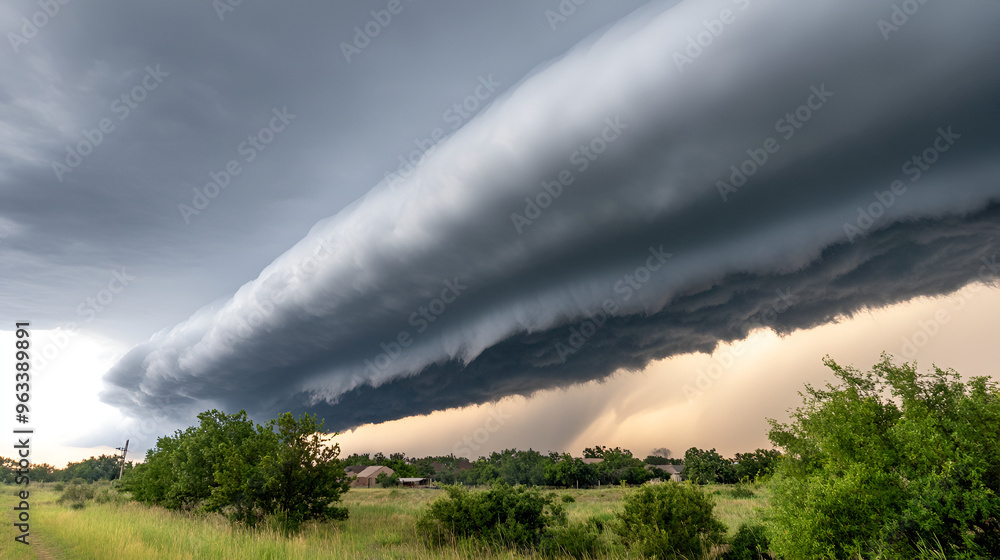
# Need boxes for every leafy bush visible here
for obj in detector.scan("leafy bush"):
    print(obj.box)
[58,483,96,509]
[541,520,603,559]
[613,481,726,559]
[561,494,576,503]
[92,486,127,505]
[376,472,399,488]
[53,483,65,492]
[722,523,773,560]
[729,484,755,499]
[417,482,565,551]
[684,447,737,484]
[767,355,1000,559]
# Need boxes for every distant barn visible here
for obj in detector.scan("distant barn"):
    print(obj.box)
[349,465,395,488]
[645,463,685,482]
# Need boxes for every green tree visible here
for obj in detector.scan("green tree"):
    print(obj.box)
[376,471,400,488]
[767,355,1000,559]
[124,409,350,533]
[733,449,781,481]
[683,447,736,484]
[545,453,598,488]
[124,410,259,509]
[585,447,654,485]
[60,455,122,482]
[258,412,350,530]
[30,463,57,483]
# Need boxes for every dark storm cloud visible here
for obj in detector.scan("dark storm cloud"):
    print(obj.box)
[88,0,1000,431]
[0,0,651,336]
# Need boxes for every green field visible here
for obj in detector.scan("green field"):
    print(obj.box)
[0,483,768,559]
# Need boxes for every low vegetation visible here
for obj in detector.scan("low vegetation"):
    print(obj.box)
[121,410,350,532]
[613,481,727,559]
[3,354,995,559]
[766,354,1000,559]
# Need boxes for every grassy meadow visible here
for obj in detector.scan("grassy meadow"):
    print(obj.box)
[1,482,769,559]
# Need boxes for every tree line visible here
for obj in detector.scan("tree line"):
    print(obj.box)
[25,353,998,558]
[343,445,777,489]
[0,454,128,484]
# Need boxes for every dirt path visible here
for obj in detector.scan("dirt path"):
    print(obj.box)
[31,533,58,560]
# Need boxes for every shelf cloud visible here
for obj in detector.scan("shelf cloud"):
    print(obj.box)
[101,0,1000,431]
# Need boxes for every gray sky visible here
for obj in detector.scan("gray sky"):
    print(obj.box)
[1,0,998,464]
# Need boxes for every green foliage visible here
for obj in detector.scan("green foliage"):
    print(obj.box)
[58,482,97,509]
[598,448,656,486]
[544,453,599,488]
[376,472,400,488]
[733,449,781,481]
[123,410,258,510]
[122,409,350,533]
[540,519,603,559]
[342,451,420,477]
[684,447,737,485]
[767,355,1000,559]
[613,481,727,559]
[60,455,124,483]
[459,449,550,486]
[722,523,773,560]
[416,482,566,551]
[560,494,575,503]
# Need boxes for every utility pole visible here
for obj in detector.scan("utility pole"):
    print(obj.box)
[115,440,129,480]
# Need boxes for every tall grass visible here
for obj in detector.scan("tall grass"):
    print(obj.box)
[3,483,767,559]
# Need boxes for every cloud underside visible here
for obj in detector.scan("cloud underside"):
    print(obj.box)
[100,0,1000,433]
[294,205,1000,427]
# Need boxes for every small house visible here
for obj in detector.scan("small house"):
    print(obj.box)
[350,465,395,488]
